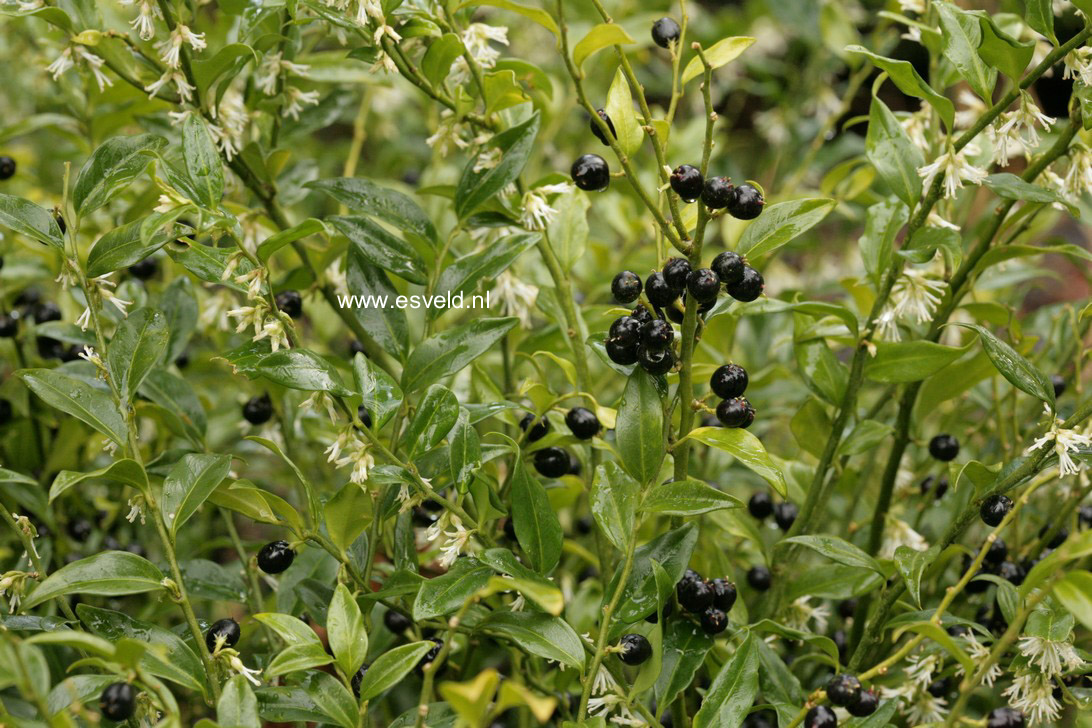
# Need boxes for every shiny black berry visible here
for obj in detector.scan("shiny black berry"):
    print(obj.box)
[980,494,1013,527]
[726,266,764,302]
[0,156,15,180]
[571,154,610,191]
[0,399,11,425]
[773,502,798,532]
[662,258,691,293]
[711,578,736,611]
[927,677,950,698]
[350,339,367,357]
[630,304,653,325]
[748,491,773,519]
[670,165,704,202]
[618,633,652,665]
[32,302,62,323]
[275,290,303,319]
[205,617,241,652]
[651,17,681,48]
[686,268,720,303]
[839,599,858,620]
[1051,374,1066,397]
[727,183,765,220]
[100,683,136,722]
[847,688,878,717]
[566,407,600,440]
[568,452,582,476]
[987,708,1026,728]
[606,338,639,365]
[519,413,550,442]
[645,271,678,308]
[533,447,570,478]
[711,251,744,287]
[384,609,412,633]
[826,674,862,707]
[747,565,771,591]
[641,319,674,351]
[716,397,751,428]
[356,405,373,429]
[257,540,295,574]
[710,364,747,399]
[700,607,728,634]
[984,538,1008,565]
[677,572,713,612]
[37,336,65,359]
[417,638,443,669]
[637,346,674,375]
[1042,525,1069,549]
[665,299,685,324]
[0,314,18,338]
[611,271,642,303]
[804,705,837,728]
[609,316,642,347]
[351,664,369,696]
[128,258,159,280]
[243,393,273,425]
[702,176,733,209]
[591,109,616,146]
[929,434,960,461]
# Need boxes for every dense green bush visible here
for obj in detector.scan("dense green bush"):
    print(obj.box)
[0,0,1091,726]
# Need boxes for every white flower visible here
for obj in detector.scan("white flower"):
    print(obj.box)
[46,47,75,80]
[473,146,503,173]
[1003,670,1061,725]
[493,271,538,328]
[992,92,1054,165]
[954,89,987,130]
[874,306,901,344]
[900,105,932,153]
[129,1,160,40]
[1026,405,1092,477]
[144,69,196,102]
[428,514,471,569]
[126,497,146,525]
[520,183,572,231]
[879,518,928,559]
[784,596,830,633]
[48,46,113,91]
[283,86,320,120]
[905,650,943,687]
[591,664,619,695]
[0,571,29,613]
[157,24,205,69]
[892,267,946,324]
[1063,47,1092,87]
[1019,635,1084,676]
[461,23,508,69]
[227,653,262,686]
[918,142,989,199]
[926,210,961,231]
[897,0,925,13]
[1063,145,1092,198]
[959,631,1003,686]
[255,51,309,95]
[425,112,470,157]
[301,391,339,424]
[325,428,374,484]
[211,89,249,160]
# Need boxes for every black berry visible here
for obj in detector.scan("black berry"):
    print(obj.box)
[356,405,373,429]
[677,572,713,612]
[747,491,773,520]
[727,183,765,220]
[351,664,369,696]
[702,176,733,209]
[568,452,582,476]
[100,683,136,722]
[565,407,600,440]
[350,339,367,357]
[54,213,66,235]
[847,688,878,717]
[257,540,295,574]
[611,271,642,303]
[591,109,616,146]
[929,434,960,462]
[773,502,798,531]
[826,674,862,707]
[618,633,652,665]
[0,314,18,338]
[641,319,674,351]
[243,393,273,425]
[205,618,241,652]
[32,302,62,323]
[651,17,681,48]
[984,538,1008,565]
[383,609,412,633]
[927,677,950,698]
[606,338,639,365]
[571,154,610,191]
[711,251,744,287]
[710,578,736,611]
[609,316,642,347]
[710,364,747,399]
[670,165,704,202]
[980,494,1013,527]
[716,397,752,428]
[575,515,593,535]
[839,598,858,620]
[645,271,678,308]
[726,266,764,302]
[275,290,303,319]
[637,345,674,375]
[533,447,570,478]
[1051,374,1066,397]
[665,299,685,324]
[987,708,1026,728]
[0,399,11,425]
[1040,524,1069,549]
[662,258,691,293]
[630,304,653,325]
[519,413,550,442]
[746,565,771,591]
[686,268,720,303]
[417,638,443,669]
[128,258,159,280]
[0,156,15,180]
[700,607,728,634]
[804,706,836,728]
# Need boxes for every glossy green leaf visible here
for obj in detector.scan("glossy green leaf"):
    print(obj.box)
[455,113,539,219]
[421,33,467,87]
[330,215,428,285]
[641,478,743,516]
[455,0,559,38]
[847,46,955,129]
[431,232,539,319]
[161,453,232,539]
[605,68,643,157]
[257,218,327,263]
[302,673,356,728]
[616,369,664,484]
[86,218,173,277]
[353,352,402,429]
[24,551,165,608]
[737,198,835,258]
[308,177,438,246]
[18,369,127,445]
[217,676,262,728]
[693,633,759,728]
[403,317,518,392]
[682,427,786,495]
[681,36,756,84]
[256,349,354,396]
[836,420,893,458]
[1053,571,1092,631]
[654,620,713,713]
[860,198,908,284]
[977,15,1034,79]
[866,97,923,206]
[324,483,371,554]
[982,173,1077,213]
[511,460,563,573]
[356,642,435,702]
[0,192,64,248]
[49,459,148,503]
[782,535,885,575]
[936,2,996,102]
[612,524,697,623]
[1024,0,1056,43]
[140,368,207,447]
[402,384,459,458]
[107,307,169,403]
[477,612,584,670]
[591,462,639,551]
[414,560,493,619]
[449,408,481,491]
[182,115,224,208]
[328,584,368,678]
[73,134,164,216]
[866,341,966,383]
[954,323,1055,408]
[573,24,635,68]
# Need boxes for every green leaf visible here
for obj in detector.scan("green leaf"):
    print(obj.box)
[616,369,664,484]
[256,218,327,263]
[421,33,467,87]
[1024,0,1056,43]
[866,341,966,383]
[612,524,697,623]
[860,199,908,285]
[894,621,974,675]
[750,620,840,665]
[192,43,257,100]
[737,198,836,258]
[982,173,1077,214]
[403,317,518,392]
[255,613,326,647]
[977,15,1035,80]
[454,0,559,38]
[140,368,207,448]
[483,69,530,114]
[978,242,1092,270]
[402,384,459,458]
[782,535,885,576]
[330,215,428,285]
[24,551,165,609]
[346,247,409,360]
[72,134,164,216]
[18,369,127,445]
[107,308,169,404]
[866,97,923,206]
[693,633,759,728]
[1053,571,1092,631]
[353,352,402,429]
[266,644,334,677]
[591,462,639,551]
[846,46,955,129]
[572,24,635,69]
[953,323,1055,408]
[86,218,173,277]
[899,225,963,269]
[414,560,494,619]
[641,478,743,516]
[477,612,584,670]
[182,115,224,208]
[302,672,357,728]
[604,68,643,157]
[836,420,894,458]
[256,349,354,396]
[511,460,563,573]
[431,232,540,319]
[161,453,232,539]
[217,676,261,728]
[935,2,996,102]
[654,620,713,713]
[327,586,370,687]
[682,427,786,495]
[0,193,64,248]
[449,409,481,491]
[356,642,436,703]
[455,113,540,219]
[681,36,756,84]
[49,459,148,503]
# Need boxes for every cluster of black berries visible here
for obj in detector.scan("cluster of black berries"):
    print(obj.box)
[965,537,1025,593]
[676,568,736,634]
[747,491,797,530]
[710,363,754,429]
[670,164,766,221]
[522,407,601,479]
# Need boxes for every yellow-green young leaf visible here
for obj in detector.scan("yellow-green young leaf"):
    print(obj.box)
[455,0,559,38]
[865,341,967,383]
[327,584,368,678]
[324,483,372,554]
[438,669,500,727]
[1053,571,1092,631]
[422,33,466,87]
[494,682,557,724]
[681,36,756,84]
[573,24,635,69]
[682,427,786,496]
[605,69,643,157]
[484,69,529,114]
[847,46,955,130]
